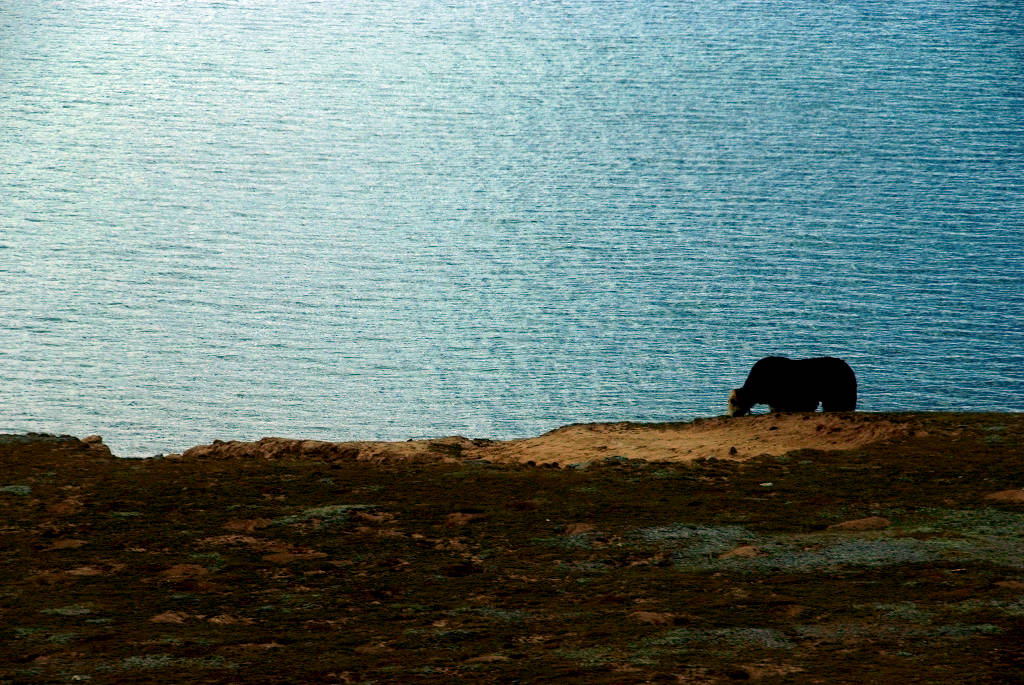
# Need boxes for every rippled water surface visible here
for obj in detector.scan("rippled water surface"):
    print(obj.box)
[2,1,1022,455]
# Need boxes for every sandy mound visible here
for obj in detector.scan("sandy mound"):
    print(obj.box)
[466,413,910,465]
[181,413,911,466]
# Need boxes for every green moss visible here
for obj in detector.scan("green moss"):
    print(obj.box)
[271,503,374,528]
[554,646,614,667]
[41,605,92,617]
[652,627,794,651]
[119,654,233,671]
[47,632,78,644]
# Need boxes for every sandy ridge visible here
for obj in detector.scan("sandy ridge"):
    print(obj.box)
[180,412,913,466]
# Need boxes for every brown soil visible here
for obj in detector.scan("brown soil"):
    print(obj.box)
[2,412,1023,684]
[179,412,911,465]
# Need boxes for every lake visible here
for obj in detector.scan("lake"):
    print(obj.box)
[2,0,1022,456]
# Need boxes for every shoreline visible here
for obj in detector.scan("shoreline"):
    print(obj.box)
[17,410,1021,464]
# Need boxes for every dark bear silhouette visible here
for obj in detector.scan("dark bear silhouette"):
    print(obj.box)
[728,356,857,417]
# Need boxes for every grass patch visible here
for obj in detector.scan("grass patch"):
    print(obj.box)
[41,605,92,617]
[118,654,233,671]
[646,627,795,653]
[271,504,374,528]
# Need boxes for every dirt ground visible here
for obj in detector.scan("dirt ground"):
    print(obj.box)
[2,412,1023,684]
[177,411,913,465]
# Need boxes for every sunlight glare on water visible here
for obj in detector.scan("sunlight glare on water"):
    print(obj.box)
[1,0,1022,455]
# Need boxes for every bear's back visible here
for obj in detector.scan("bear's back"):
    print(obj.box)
[744,356,856,412]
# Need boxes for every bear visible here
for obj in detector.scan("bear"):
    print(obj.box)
[727,356,857,417]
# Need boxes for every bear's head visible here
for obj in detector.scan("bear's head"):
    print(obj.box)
[727,388,753,417]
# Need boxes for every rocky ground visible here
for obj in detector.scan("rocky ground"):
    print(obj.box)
[1,412,1022,684]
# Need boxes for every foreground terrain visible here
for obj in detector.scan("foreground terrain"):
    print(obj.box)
[1,412,1022,683]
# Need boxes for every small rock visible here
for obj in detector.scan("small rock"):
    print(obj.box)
[629,610,676,625]
[149,611,189,624]
[446,512,485,526]
[354,642,392,655]
[828,516,891,531]
[564,523,596,535]
[740,663,805,679]
[628,552,671,567]
[199,534,266,548]
[44,538,88,551]
[986,489,1024,504]
[223,518,272,532]
[464,654,511,663]
[354,510,392,524]
[208,614,255,625]
[80,435,113,457]
[159,564,211,581]
[47,498,83,516]
[262,551,328,564]
[780,605,805,619]
[720,545,762,559]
